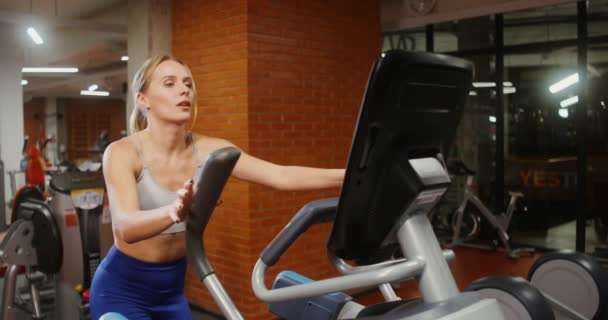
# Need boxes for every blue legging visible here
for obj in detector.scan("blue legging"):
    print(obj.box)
[90,246,192,320]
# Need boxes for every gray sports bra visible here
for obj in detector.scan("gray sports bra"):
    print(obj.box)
[132,133,202,234]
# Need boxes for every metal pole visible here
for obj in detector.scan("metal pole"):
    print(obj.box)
[494,14,505,213]
[1,264,20,320]
[0,160,6,231]
[575,0,588,253]
[397,213,459,303]
[426,25,434,52]
[202,274,243,320]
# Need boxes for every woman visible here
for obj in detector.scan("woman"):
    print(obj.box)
[89,55,345,319]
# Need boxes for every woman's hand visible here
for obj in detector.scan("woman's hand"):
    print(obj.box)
[169,179,194,222]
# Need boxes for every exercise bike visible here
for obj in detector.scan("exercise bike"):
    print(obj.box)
[185,51,556,320]
[1,171,108,320]
[448,162,534,258]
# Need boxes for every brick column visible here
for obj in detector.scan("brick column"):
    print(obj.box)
[173,1,380,318]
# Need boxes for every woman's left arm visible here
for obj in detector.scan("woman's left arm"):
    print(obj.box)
[232,152,345,191]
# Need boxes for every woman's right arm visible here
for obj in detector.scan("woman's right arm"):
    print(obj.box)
[102,140,191,244]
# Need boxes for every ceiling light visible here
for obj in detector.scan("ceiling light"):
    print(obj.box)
[503,87,517,94]
[587,65,600,77]
[21,80,28,85]
[121,56,129,61]
[473,82,513,88]
[88,84,98,91]
[26,27,43,45]
[549,73,578,94]
[490,87,517,96]
[489,116,497,123]
[560,96,579,108]
[80,90,109,96]
[22,67,78,73]
[558,109,569,118]
[473,82,494,88]
[469,91,477,96]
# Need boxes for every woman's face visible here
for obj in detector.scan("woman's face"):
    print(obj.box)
[139,60,194,125]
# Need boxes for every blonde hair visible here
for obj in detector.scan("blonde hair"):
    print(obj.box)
[129,55,198,134]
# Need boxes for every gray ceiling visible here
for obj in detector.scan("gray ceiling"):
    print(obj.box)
[1,0,606,100]
[0,0,127,100]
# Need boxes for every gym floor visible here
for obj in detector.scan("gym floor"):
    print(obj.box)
[191,308,221,320]
[513,220,605,254]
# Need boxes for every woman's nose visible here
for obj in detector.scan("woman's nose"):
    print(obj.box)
[179,84,190,96]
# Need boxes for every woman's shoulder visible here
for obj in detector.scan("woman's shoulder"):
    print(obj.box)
[103,135,140,165]
[191,133,239,152]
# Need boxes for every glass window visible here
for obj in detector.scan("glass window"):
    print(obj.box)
[503,3,579,251]
[436,16,495,54]
[454,54,497,206]
[589,0,608,37]
[504,2,578,46]
[587,0,608,255]
[433,22,459,53]
[436,55,498,241]
[381,26,425,52]
[388,2,608,253]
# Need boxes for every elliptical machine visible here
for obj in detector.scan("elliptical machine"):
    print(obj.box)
[185,51,555,319]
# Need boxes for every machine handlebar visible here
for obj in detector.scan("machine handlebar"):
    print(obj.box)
[260,198,338,266]
[186,147,240,280]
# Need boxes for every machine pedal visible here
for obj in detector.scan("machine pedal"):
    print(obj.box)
[269,271,352,320]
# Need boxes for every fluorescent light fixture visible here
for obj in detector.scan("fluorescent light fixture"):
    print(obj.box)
[469,91,477,96]
[26,27,43,45]
[473,82,494,88]
[489,116,497,123]
[558,109,569,118]
[88,84,98,91]
[22,67,78,73]
[504,87,517,94]
[473,82,513,88]
[490,87,517,95]
[121,56,129,61]
[21,80,28,85]
[560,96,579,108]
[80,90,109,96]
[549,73,579,94]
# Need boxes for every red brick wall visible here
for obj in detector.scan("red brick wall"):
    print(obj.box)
[173,0,252,315]
[173,1,381,318]
[247,0,381,318]
[23,97,46,145]
[64,98,125,161]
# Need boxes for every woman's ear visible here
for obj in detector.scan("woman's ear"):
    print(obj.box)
[137,92,149,110]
